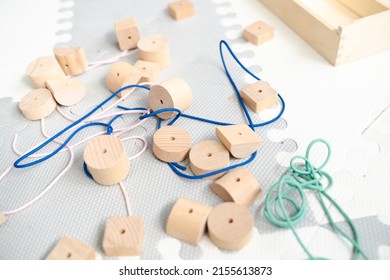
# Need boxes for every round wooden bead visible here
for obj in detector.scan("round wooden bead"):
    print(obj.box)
[46,78,86,106]
[207,202,253,250]
[189,140,230,180]
[106,62,142,98]
[153,126,192,162]
[166,198,212,245]
[148,77,193,119]
[137,35,170,68]
[25,56,65,88]
[19,88,57,120]
[83,135,130,186]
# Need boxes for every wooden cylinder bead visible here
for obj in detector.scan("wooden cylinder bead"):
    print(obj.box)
[25,56,65,88]
[148,77,193,119]
[0,212,6,225]
[166,198,212,245]
[46,78,86,106]
[210,167,262,206]
[106,61,142,98]
[137,35,170,68]
[53,47,88,76]
[207,202,253,250]
[153,126,192,162]
[19,88,56,121]
[83,135,130,186]
[189,140,230,180]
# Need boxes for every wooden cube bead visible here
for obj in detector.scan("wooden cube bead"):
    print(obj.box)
[25,56,65,88]
[46,236,96,260]
[46,78,86,106]
[106,61,142,98]
[168,0,195,21]
[216,124,262,158]
[0,212,6,225]
[115,17,141,51]
[137,35,170,68]
[19,88,56,121]
[53,47,88,76]
[243,21,274,46]
[134,60,161,83]
[240,80,278,113]
[166,198,212,245]
[102,216,144,256]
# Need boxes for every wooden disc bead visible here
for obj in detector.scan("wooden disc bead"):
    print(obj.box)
[25,56,65,88]
[106,61,142,98]
[153,126,192,162]
[137,35,170,68]
[0,212,6,225]
[83,135,130,186]
[46,236,96,260]
[148,77,193,119]
[46,78,86,106]
[207,202,253,250]
[19,88,56,120]
[166,198,212,245]
[53,47,88,76]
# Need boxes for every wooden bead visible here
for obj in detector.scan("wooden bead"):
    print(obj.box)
[115,17,141,51]
[25,56,65,88]
[211,167,262,206]
[216,124,262,158]
[102,216,144,256]
[134,60,161,83]
[166,198,212,245]
[168,0,195,21]
[53,47,88,76]
[19,88,56,121]
[0,212,6,225]
[189,140,230,179]
[46,236,96,260]
[46,78,86,106]
[207,202,253,250]
[148,77,193,119]
[153,126,192,162]
[83,135,130,186]
[240,80,278,113]
[106,61,142,98]
[137,35,170,68]
[243,21,274,46]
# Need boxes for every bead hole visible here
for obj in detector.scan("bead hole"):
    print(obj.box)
[102,149,107,154]
[228,219,234,224]
[67,252,72,258]
[65,64,69,67]
[238,132,243,135]
[116,73,120,77]
[128,36,132,39]
[235,177,241,182]
[207,153,212,157]
[258,89,263,93]
[120,229,126,235]
[188,208,193,214]
[160,100,164,104]
[171,136,175,141]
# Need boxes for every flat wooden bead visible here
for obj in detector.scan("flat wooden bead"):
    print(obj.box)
[166,198,212,245]
[240,80,278,113]
[0,212,6,225]
[46,78,86,106]
[211,167,262,206]
[53,47,88,76]
[134,60,161,83]
[102,216,144,256]
[83,135,130,186]
[153,126,192,162]
[216,124,262,158]
[137,35,170,68]
[19,88,56,121]
[189,140,230,179]
[207,202,253,250]
[148,77,193,119]
[46,236,96,260]
[243,21,274,46]
[25,56,65,88]
[106,61,142,98]
[168,0,195,21]
[115,17,141,51]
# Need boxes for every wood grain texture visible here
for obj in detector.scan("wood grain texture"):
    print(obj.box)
[19,88,56,121]
[46,77,86,106]
[106,61,142,98]
[25,56,65,88]
[53,47,88,76]
[243,21,275,46]
[134,60,161,82]
[137,35,170,68]
[46,236,96,260]
[115,17,141,51]
[240,81,279,113]
[168,0,195,20]
[337,0,387,17]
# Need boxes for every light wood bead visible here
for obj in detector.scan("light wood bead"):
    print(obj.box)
[83,135,130,186]
[166,198,212,245]
[189,140,230,180]
[168,0,195,21]
[46,236,96,260]
[207,202,253,250]
[106,61,142,98]
[0,212,6,225]
[148,77,193,119]
[134,60,161,83]
[25,56,65,88]
[211,167,262,207]
[19,88,56,121]
[216,124,262,158]
[137,35,170,68]
[53,47,88,76]
[102,216,144,256]
[46,78,86,106]
[115,17,141,51]
[243,21,275,46]
[153,126,192,162]
[240,80,278,113]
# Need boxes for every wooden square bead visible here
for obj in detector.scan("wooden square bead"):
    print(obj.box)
[137,35,170,68]
[102,216,144,256]
[53,47,88,76]
[134,60,161,83]
[216,124,262,158]
[115,17,141,51]
[106,61,142,98]
[19,88,57,121]
[240,80,278,113]
[243,21,274,46]
[168,0,195,21]
[26,56,65,88]
[46,236,96,260]
[166,198,212,245]
[0,212,6,225]
[46,78,86,106]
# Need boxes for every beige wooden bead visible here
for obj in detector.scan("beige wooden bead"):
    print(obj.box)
[148,77,193,119]
[102,216,144,256]
[106,61,142,98]
[189,140,230,180]
[207,202,253,250]
[83,135,130,186]
[46,78,86,106]
[153,126,192,162]
[19,88,56,121]
[166,198,212,245]
[216,124,262,158]
[46,236,96,260]
[243,21,274,46]
[137,35,170,68]
[25,56,65,88]
[168,0,195,21]
[115,17,141,51]
[134,60,161,83]
[211,167,262,206]
[240,80,278,113]
[53,47,88,76]
[0,212,6,225]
